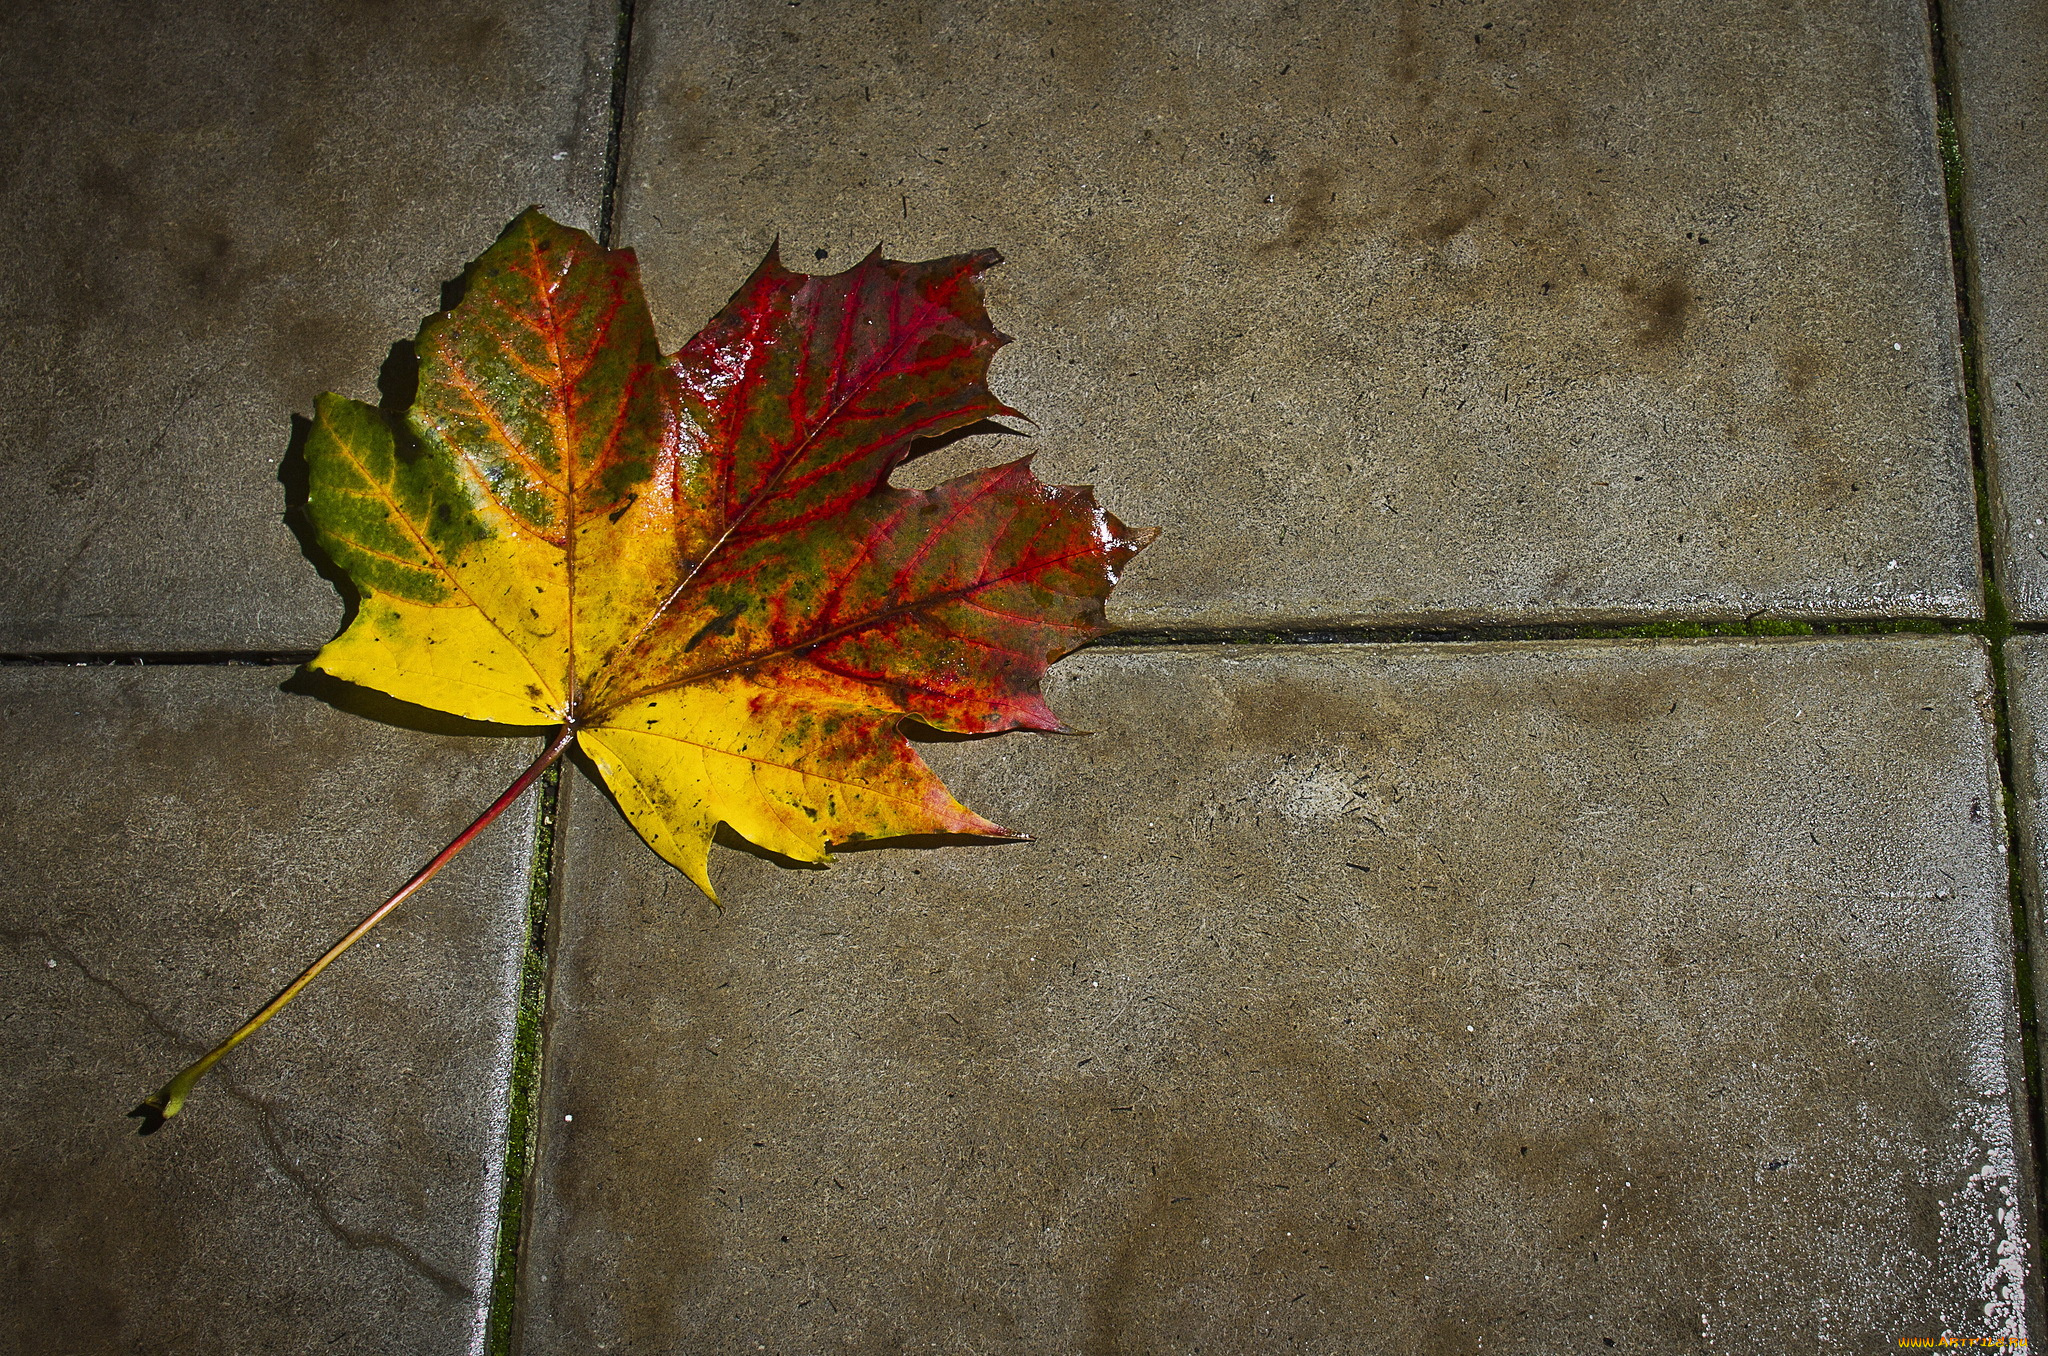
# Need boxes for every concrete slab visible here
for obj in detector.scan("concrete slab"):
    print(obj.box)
[1950,0,2048,620]
[518,636,2034,1350]
[614,0,1978,629]
[0,666,543,1354]
[0,1,619,653]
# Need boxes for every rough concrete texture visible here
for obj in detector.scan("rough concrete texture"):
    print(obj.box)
[0,667,544,1354]
[518,637,2034,1351]
[0,1,619,652]
[1950,0,2048,619]
[614,0,1978,629]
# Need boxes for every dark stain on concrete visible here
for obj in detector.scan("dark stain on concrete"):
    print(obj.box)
[175,226,252,311]
[1900,1174,1944,1262]
[1042,1,1136,97]
[1079,1007,1392,1349]
[76,155,151,249]
[665,82,713,156]
[1391,0,1425,84]
[1218,674,1402,751]
[1540,662,1684,729]
[1262,164,1341,254]
[1621,272,1694,349]
[1783,346,1821,394]
[1420,189,1491,243]
[422,11,510,92]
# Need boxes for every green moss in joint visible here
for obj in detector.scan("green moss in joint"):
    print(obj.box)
[483,760,561,1356]
[1578,617,1817,641]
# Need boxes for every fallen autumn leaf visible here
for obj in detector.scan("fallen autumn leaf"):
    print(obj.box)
[136,208,1151,1127]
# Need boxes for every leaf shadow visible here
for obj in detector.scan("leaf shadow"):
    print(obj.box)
[898,717,1003,745]
[904,416,1031,464]
[710,823,1033,870]
[279,337,433,640]
[280,668,546,741]
[889,417,1034,490]
[277,411,356,631]
[377,337,421,417]
[832,831,1033,856]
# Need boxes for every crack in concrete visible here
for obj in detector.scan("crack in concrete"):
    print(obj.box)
[220,1080,476,1302]
[0,928,195,1051]
[2,929,475,1301]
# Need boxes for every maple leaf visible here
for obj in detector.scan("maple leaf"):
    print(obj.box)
[136,209,1149,1126]
[305,206,1149,892]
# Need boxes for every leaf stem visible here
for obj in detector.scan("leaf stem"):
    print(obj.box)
[133,725,577,1133]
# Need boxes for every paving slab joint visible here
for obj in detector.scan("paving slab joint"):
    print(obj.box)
[1096,616,2040,650]
[1928,0,2048,1301]
[598,0,640,249]
[1927,0,2001,617]
[8,620,2048,673]
[483,761,563,1356]
[1987,630,2048,1330]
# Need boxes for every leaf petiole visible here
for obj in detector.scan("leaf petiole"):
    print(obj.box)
[132,724,577,1133]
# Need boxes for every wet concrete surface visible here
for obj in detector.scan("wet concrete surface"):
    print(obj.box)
[613,0,1978,629]
[517,637,2035,1351]
[0,666,544,1354]
[4,2,2043,1349]
[0,0,619,652]
[1950,0,2048,620]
